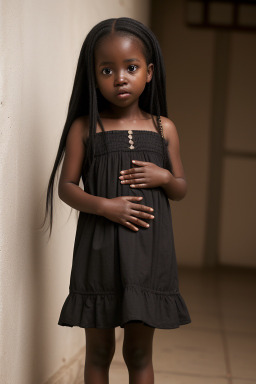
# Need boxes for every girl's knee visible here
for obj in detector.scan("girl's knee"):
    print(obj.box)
[85,328,116,367]
[122,322,155,369]
[87,343,115,367]
[122,346,152,370]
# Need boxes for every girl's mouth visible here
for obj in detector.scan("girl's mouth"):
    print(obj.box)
[117,91,130,99]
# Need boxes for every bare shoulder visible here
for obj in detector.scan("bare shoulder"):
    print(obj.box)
[152,115,179,145]
[69,115,90,143]
[160,116,178,140]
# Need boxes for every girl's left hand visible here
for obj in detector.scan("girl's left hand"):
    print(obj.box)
[119,160,168,189]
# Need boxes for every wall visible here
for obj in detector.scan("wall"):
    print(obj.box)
[0,1,151,383]
[219,32,256,267]
[151,0,256,268]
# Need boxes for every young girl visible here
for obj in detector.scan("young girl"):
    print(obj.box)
[42,17,191,384]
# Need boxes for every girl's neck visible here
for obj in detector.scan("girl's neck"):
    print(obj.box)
[100,104,149,122]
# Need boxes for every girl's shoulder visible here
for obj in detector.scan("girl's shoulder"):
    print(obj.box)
[157,116,179,146]
[70,115,90,144]
[152,115,178,143]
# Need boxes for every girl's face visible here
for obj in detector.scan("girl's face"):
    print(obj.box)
[94,33,153,110]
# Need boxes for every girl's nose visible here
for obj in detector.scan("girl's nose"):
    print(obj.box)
[114,71,127,86]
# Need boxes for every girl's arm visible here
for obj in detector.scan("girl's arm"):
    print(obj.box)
[58,117,107,216]
[160,117,187,201]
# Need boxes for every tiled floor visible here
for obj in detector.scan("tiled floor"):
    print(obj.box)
[75,267,256,384]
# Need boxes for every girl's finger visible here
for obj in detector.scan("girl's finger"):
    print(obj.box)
[130,208,154,220]
[120,177,145,184]
[120,168,143,175]
[132,160,149,166]
[125,196,143,201]
[128,215,150,228]
[123,221,139,231]
[126,178,147,185]
[119,172,144,180]
[130,183,148,188]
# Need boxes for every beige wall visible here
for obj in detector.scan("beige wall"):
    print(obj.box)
[0,1,151,383]
[151,0,256,268]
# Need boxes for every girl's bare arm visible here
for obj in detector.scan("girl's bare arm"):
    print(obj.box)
[160,117,188,201]
[58,117,107,216]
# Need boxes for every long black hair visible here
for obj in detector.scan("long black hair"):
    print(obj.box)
[40,17,169,238]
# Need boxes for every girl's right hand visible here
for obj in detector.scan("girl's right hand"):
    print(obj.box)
[100,196,154,232]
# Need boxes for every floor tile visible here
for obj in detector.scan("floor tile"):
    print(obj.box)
[152,328,227,377]
[178,269,220,315]
[222,313,256,334]
[219,287,256,317]
[218,268,256,318]
[187,310,222,331]
[110,362,230,384]
[184,293,220,315]
[154,371,229,384]
[111,329,124,363]
[226,332,256,380]
[109,362,129,383]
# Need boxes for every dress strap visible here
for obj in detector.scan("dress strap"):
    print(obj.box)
[156,116,164,139]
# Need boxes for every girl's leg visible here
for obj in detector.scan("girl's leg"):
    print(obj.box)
[122,321,156,384]
[84,327,116,384]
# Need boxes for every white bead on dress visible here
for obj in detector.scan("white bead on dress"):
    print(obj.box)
[128,130,135,149]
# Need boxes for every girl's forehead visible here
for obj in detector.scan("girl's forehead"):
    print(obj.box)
[94,34,146,61]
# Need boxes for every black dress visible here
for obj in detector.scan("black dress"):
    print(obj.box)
[58,129,191,329]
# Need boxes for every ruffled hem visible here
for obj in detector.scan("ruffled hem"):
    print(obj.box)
[58,284,191,329]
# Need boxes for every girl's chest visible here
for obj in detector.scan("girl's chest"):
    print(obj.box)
[93,130,167,155]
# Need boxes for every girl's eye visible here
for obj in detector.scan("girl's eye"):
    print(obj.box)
[102,68,112,75]
[128,65,138,73]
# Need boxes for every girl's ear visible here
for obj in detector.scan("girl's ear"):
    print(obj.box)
[146,63,154,83]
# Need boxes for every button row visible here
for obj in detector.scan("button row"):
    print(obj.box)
[128,130,135,149]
